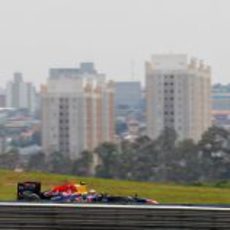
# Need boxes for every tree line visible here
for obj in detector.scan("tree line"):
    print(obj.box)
[1,126,230,183]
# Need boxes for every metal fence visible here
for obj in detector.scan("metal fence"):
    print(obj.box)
[0,202,230,229]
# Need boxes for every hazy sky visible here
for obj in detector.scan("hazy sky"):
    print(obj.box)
[0,0,229,87]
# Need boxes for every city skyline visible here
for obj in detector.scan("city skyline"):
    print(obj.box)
[0,0,230,87]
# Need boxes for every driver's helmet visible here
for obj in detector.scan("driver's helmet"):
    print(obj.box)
[88,189,96,194]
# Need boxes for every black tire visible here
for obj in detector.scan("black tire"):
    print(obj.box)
[22,191,41,201]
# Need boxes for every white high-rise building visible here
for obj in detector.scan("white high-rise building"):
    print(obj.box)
[42,63,115,159]
[6,72,37,114]
[146,54,212,142]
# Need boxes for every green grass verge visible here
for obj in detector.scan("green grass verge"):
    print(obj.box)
[0,169,230,204]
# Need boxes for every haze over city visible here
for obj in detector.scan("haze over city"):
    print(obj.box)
[1,1,230,228]
[0,0,229,87]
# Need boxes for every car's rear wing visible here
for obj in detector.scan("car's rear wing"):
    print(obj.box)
[17,181,41,200]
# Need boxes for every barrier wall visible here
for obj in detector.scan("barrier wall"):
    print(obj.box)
[0,202,229,229]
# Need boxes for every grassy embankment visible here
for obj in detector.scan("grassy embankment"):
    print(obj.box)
[0,169,230,204]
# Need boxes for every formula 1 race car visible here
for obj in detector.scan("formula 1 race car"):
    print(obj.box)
[17,181,158,205]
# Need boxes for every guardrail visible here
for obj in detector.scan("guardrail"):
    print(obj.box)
[0,202,229,229]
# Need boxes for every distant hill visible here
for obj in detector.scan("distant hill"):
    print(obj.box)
[0,169,230,204]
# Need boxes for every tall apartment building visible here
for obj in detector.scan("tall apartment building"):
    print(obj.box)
[42,63,114,159]
[146,54,212,142]
[6,72,37,114]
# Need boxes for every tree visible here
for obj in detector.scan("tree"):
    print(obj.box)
[95,142,121,178]
[124,137,159,181]
[116,140,138,180]
[169,139,199,182]
[47,151,72,174]
[0,150,20,169]
[199,126,229,154]
[72,150,93,176]
[26,152,47,172]
[153,128,178,181]
[198,126,230,181]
